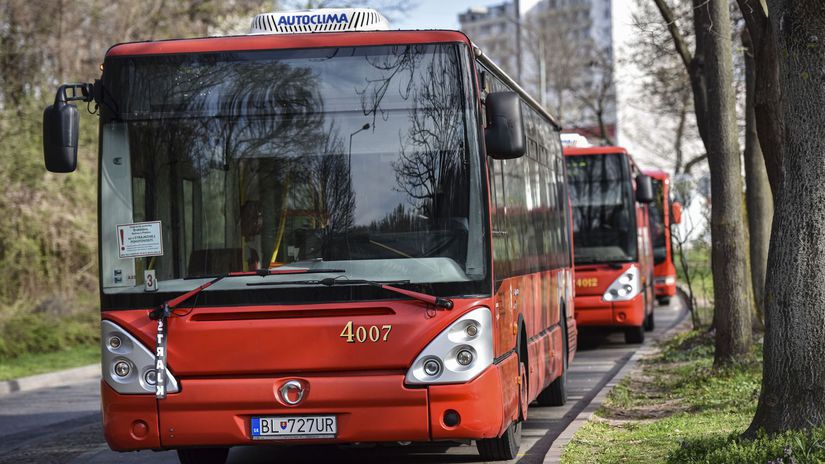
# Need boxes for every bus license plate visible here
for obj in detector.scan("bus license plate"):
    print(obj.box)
[251,415,337,440]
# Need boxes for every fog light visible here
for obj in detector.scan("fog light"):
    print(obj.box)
[443,409,460,427]
[456,349,474,366]
[114,361,131,377]
[108,336,122,349]
[423,359,442,377]
[465,323,479,337]
[143,369,157,386]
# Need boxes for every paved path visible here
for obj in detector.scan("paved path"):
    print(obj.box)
[0,299,686,464]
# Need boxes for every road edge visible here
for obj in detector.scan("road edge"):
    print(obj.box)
[0,364,99,396]
[543,296,691,463]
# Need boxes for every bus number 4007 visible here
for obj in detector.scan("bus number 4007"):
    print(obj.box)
[339,321,391,343]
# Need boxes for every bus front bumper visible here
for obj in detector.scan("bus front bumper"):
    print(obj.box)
[654,276,678,298]
[573,293,646,327]
[101,360,510,451]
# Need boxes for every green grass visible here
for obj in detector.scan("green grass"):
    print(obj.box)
[0,308,99,360]
[560,330,825,463]
[0,344,99,380]
[676,245,713,304]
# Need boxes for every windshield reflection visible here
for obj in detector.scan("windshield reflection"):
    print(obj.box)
[99,44,486,296]
[565,154,637,264]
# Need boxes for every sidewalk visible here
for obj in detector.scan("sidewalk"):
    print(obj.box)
[544,295,693,463]
[0,363,99,396]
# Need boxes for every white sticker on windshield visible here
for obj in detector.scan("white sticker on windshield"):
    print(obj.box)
[144,269,158,292]
[116,221,164,259]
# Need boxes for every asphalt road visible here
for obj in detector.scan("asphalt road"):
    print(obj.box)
[0,299,686,464]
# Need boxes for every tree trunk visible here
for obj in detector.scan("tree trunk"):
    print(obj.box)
[699,0,753,365]
[673,92,689,174]
[735,0,785,196]
[654,0,756,364]
[748,0,825,435]
[743,30,773,325]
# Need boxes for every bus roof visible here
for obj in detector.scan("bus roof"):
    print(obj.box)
[564,146,645,173]
[563,145,628,156]
[642,169,671,181]
[106,30,472,57]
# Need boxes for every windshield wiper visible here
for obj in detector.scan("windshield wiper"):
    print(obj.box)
[181,268,347,281]
[150,268,346,319]
[248,276,454,310]
[147,267,343,400]
[577,256,633,265]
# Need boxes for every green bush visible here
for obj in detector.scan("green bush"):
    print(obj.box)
[0,304,98,361]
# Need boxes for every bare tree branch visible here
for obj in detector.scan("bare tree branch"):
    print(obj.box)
[683,153,708,174]
[652,0,694,69]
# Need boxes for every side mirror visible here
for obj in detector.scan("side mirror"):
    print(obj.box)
[43,84,93,173]
[485,92,525,160]
[635,174,654,204]
[671,201,683,224]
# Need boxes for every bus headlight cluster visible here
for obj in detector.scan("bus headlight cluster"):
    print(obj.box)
[405,307,493,385]
[101,320,179,395]
[603,265,642,302]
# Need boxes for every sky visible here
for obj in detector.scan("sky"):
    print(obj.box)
[393,0,489,30]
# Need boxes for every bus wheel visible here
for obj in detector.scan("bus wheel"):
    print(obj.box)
[478,335,526,461]
[644,309,655,332]
[477,420,522,461]
[177,447,229,464]
[537,322,568,406]
[625,325,645,344]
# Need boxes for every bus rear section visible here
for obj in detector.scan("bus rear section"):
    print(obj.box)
[564,146,655,344]
[644,170,682,305]
[43,10,575,463]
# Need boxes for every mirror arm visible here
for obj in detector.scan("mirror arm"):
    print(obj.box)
[54,83,95,106]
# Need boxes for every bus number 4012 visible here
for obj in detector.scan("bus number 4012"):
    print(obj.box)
[339,321,391,343]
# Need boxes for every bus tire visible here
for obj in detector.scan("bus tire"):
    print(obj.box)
[644,309,655,332]
[477,420,522,461]
[478,327,526,461]
[537,320,568,406]
[625,325,645,344]
[177,447,229,464]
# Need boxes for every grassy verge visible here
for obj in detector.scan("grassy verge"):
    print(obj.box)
[0,295,99,379]
[0,344,99,380]
[561,330,825,463]
[676,245,713,305]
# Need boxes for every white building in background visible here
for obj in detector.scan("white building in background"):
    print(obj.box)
[458,0,700,170]
[457,3,519,78]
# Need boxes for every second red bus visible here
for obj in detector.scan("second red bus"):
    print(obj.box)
[564,145,655,344]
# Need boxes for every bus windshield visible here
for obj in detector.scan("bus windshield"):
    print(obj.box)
[98,43,487,299]
[649,178,668,264]
[565,154,637,264]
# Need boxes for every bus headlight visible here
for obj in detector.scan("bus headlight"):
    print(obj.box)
[405,307,493,385]
[603,266,642,302]
[654,276,677,286]
[101,320,179,395]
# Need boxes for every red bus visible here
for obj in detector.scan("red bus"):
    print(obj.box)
[643,170,682,305]
[564,145,655,343]
[42,9,575,463]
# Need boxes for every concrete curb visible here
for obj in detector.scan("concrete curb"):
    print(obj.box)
[544,301,692,463]
[0,364,99,396]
